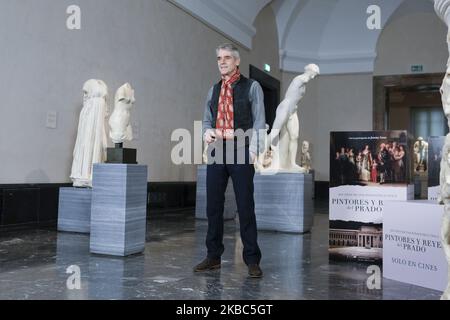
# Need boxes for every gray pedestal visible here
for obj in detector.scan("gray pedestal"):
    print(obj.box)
[90,164,148,257]
[254,172,313,233]
[310,169,315,199]
[195,165,237,220]
[57,187,92,233]
[414,172,428,199]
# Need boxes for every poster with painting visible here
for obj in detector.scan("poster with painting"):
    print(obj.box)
[329,131,414,263]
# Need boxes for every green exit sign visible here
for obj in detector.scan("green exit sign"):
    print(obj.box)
[264,64,271,73]
[411,65,423,73]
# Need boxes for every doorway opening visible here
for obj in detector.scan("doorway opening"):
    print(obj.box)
[249,65,280,131]
[373,73,447,198]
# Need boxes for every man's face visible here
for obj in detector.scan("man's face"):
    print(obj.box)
[217,49,240,77]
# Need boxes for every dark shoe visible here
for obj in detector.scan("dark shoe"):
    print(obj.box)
[248,264,263,278]
[193,258,221,272]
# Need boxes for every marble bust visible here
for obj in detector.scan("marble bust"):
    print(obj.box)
[300,140,312,173]
[70,79,109,187]
[256,64,320,173]
[109,83,135,144]
[434,0,450,300]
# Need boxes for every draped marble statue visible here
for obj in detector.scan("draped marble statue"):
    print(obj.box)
[255,64,320,172]
[70,79,109,187]
[434,0,450,300]
[109,83,135,144]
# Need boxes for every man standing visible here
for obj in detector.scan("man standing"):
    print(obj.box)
[194,43,266,278]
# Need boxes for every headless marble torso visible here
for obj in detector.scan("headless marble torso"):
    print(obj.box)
[109,83,135,144]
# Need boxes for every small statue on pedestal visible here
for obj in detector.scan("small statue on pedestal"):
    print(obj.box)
[107,83,137,164]
[300,141,312,173]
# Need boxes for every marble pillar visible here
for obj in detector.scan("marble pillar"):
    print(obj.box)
[254,173,314,233]
[90,164,148,256]
[57,187,92,233]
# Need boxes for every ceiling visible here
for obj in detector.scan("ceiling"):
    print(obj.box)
[169,0,440,74]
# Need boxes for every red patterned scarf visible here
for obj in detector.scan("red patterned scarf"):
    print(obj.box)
[215,69,241,140]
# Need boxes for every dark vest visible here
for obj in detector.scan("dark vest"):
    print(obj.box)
[210,76,254,132]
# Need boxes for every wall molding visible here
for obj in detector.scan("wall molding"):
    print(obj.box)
[168,0,257,49]
[280,49,377,75]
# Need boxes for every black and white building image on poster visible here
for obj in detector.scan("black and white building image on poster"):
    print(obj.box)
[329,131,414,263]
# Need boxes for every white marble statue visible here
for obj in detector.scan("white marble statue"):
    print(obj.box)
[300,140,312,173]
[438,134,450,300]
[109,83,135,144]
[441,72,450,128]
[70,79,109,187]
[256,64,320,172]
[434,0,450,300]
[414,137,429,172]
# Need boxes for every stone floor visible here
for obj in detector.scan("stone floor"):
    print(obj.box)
[0,201,443,300]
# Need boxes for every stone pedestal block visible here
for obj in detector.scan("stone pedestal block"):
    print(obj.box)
[254,173,313,233]
[90,164,148,256]
[58,187,92,233]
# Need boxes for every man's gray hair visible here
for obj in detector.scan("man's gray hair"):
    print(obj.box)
[216,43,240,60]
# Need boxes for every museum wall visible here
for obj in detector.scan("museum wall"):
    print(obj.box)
[1,0,444,185]
[374,10,447,76]
[250,4,281,82]
[0,0,279,184]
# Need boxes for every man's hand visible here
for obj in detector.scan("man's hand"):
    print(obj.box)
[250,151,256,164]
[204,129,216,144]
